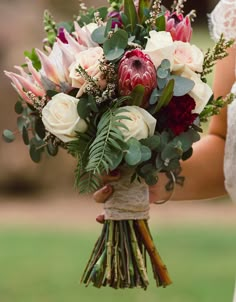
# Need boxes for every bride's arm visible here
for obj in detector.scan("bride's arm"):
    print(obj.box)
[150,47,236,202]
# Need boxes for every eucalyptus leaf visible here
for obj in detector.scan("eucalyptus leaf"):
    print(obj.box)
[47,140,58,156]
[22,126,29,145]
[103,29,128,61]
[35,119,46,139]
[2,129,15,143]
[125,138,142,166]
[144,174,158,186]
[170,75,195,97]
[161,59,171,70]
[157,68,169,79]
[140,135,161,150]
[91,26,106,44]
[15,101,23,114]
[29,144,41,163]
[140,145,151,162]
[17,116,26,132]
[108,149,123,170]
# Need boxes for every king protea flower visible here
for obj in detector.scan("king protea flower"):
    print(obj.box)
[165,11,192,42]
[118,49,157,107]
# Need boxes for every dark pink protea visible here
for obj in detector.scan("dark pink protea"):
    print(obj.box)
[165,11,192,42]
[118,49,157,108]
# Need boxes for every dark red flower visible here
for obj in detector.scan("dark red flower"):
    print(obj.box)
[57,27,68,44]
[157,94,198,135]
[108,11,123,28]
[118,49,157,108]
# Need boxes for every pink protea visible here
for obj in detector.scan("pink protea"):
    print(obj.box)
[118,49,157,108]
[165,11,192,42]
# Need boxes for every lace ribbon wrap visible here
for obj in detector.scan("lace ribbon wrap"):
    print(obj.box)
[104,168,150,220]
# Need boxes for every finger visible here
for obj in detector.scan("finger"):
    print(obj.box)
[96,213,105,224]
[93,184,113,203]
[102,169,121,184]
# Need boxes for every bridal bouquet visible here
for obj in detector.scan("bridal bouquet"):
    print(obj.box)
[3,0,233,290]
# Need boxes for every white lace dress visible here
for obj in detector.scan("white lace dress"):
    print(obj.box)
[209,0,236,202]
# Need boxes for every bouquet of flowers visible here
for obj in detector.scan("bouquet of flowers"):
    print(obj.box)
[3,0,233,290]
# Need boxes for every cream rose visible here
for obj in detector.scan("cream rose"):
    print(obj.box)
[42,93,87,142]
[144,31,174,69]
[117,106,156,141]
[69,46,106,97]
[179,67,213,114]
[172,41,204,72]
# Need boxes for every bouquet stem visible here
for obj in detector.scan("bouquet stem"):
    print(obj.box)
[81,219,171,289]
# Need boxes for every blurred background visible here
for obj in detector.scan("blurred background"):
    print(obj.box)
[0,1,236,302]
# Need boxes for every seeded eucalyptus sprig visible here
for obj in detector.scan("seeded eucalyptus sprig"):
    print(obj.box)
[201,34,234,82]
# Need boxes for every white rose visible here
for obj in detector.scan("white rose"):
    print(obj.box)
[69,46,106,97]
[144,31,174,69]
[117,106,156,141]
[172,41,204,72]
[179,67,213,114]
[42,93,87,142]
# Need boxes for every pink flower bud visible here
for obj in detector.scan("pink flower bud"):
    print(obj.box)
[118,49,157,108]
[165,11,192,42]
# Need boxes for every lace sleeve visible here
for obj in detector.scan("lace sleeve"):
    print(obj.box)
[209,0,236,42]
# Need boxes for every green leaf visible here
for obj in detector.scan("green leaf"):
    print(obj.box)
[140,135,161,150]
[77,99,91,119]
[182,147,193,161]
[35,119,46,139]
[15,101,23,114]
[161,59,171,70]
[157,68,169,79]
[140,145,151,162]
[154,79,174,112]
[156,14,166,31]
[170,75,195,97]
[108,149,123,170]
[103,30,128,61]
[124,0,138,32]
[149,88,160,105]
[22,126,29,145]
[129,84,145,106]
[2,129,15,143]
[161,144,182,161]
[47,140,58,156]
[24,48,41,71]
[138,0,151,24]
[104,18,112,37]
[91,26,106,44]
[29,144,41,163]
[17,116,26,132]
[144,174,158,186]
[124,138,142,166]
[46,90,59,98]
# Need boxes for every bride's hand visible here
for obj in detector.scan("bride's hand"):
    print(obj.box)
[93,170,121,223]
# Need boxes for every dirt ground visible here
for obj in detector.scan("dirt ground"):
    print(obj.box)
[0,192,235,230]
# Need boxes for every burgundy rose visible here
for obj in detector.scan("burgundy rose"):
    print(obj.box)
[157,94,198,135]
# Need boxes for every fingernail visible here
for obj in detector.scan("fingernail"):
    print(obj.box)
[96,214,105,224]
[102,184,112,193]
[110,169,119,177]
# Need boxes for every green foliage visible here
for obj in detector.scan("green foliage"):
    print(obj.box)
[43,10,57,46]
[24,49,41,71]
[201,34,234,82]
[123,0,138,32]
[2,129,15,143]
[103,30,128,61]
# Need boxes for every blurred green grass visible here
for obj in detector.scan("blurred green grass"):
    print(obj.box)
[0,225,235,302]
